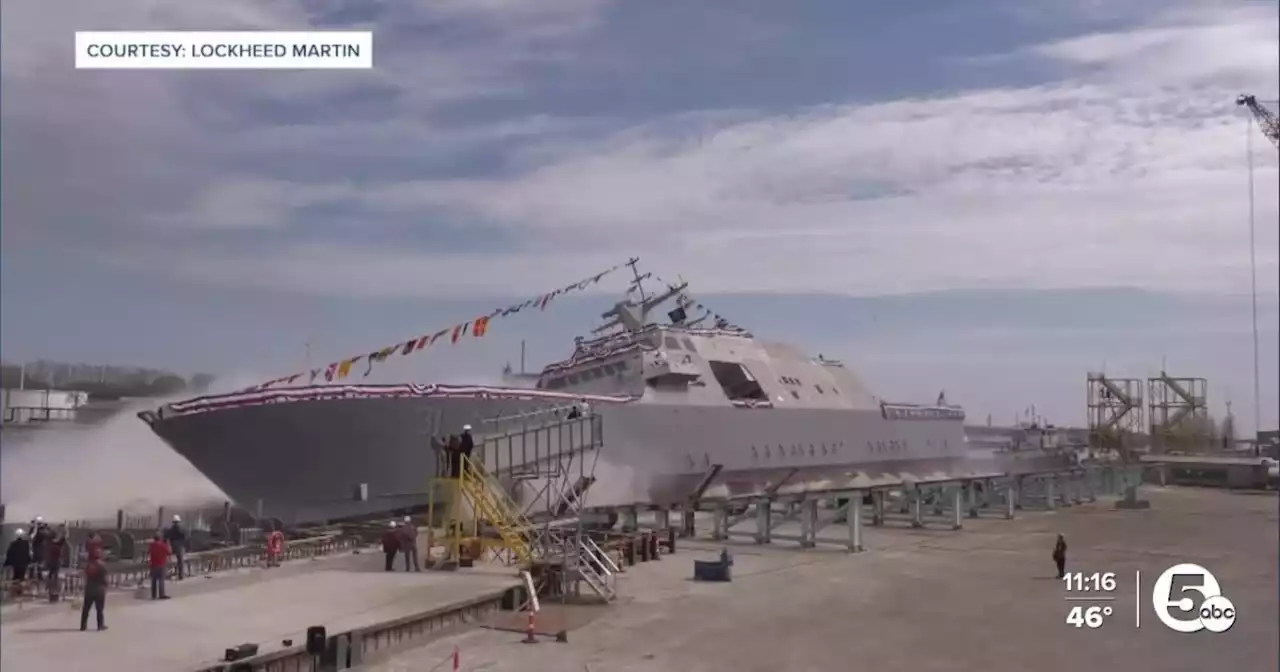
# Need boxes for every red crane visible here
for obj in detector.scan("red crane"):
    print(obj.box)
[1237,94,1279,149]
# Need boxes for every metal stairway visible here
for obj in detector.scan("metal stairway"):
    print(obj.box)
[457,454,537,567]
[574,535,618,601]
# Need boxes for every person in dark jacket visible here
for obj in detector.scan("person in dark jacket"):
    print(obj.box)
[443,434,462,478]
[30,521,48,580]
[163,516,188,580]
[4,529,31,582]
[80,557,108,631]
[43,532,66,602]
[458,425,475,469]
[1052,534,1068,579]
[381,522,400,572]
[399,517,420,572]
[148,535,171,600]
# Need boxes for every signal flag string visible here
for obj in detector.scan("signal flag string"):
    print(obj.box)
[240,260,632,393]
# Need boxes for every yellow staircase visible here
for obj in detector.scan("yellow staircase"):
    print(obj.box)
[455,454,538,566]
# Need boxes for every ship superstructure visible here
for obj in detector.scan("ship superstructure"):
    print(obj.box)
[140,261,982,524]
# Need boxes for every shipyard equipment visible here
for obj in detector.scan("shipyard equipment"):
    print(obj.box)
[1086,373,1144,463]
[1238,94,1279,149]
[1147,373,1210,455]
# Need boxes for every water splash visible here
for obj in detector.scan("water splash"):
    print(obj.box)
[0,372,270,524]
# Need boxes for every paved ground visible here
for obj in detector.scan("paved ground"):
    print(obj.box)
[0,547,519,670]
[367,487,1280,672]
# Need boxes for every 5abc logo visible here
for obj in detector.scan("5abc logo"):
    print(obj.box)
[1151,563,1236,633]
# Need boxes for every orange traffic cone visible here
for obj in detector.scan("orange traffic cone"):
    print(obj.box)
[522,610,538,644]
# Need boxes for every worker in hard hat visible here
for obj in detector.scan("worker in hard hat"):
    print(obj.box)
[163,515,188,580]
[399,516,420,572]
[381,521,400,572]
[29,518,48,581]
[458,425,476,471]
[4,528,31,582]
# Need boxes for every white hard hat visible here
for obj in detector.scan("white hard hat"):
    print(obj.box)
[389,521,397,528]
[462,424,472,431]
[34,516,43,523]
[403,516,411,523]
[15,528,24,537]
[173,515,181,522]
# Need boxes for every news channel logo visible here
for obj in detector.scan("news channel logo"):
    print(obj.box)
[1151,563,1236,633]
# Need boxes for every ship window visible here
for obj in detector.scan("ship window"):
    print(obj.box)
[664,336,682,350]
[565,374,581,385]
[681,337,696,350]
[832,387,840,395]
[790,390,800,400]
[707,360,769,402]
[601,364,616,375]
[617,359,629,370]
[591,367,606,379]
[815,384,825,395]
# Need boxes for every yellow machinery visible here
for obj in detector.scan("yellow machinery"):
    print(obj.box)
[427,453,537,568]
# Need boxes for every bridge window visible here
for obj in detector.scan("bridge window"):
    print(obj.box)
[814,385,825,395]
[790,390,801,400]
[664,336,683,350]
[708,360,768,402]
[681,337,697,350]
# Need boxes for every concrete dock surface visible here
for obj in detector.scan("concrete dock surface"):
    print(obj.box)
[0,548,519,670]
[368,488,1279,672]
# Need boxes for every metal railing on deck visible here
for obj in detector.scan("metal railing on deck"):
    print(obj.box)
[0,534,364,605]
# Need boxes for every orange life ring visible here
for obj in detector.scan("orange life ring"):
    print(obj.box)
[267,531,284,556]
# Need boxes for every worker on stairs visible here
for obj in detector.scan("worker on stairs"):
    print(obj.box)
[458,425,476,471]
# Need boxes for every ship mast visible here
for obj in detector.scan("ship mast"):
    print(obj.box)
[592,258,688,336]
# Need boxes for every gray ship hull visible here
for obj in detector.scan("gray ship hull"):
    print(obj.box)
[141,384,995,524]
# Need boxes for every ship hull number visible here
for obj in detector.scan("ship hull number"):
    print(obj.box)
[868,440,907,454]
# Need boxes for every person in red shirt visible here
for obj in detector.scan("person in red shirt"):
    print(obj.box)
[80,557,108,631]
[147,534,171,600]
[85,532,105,562]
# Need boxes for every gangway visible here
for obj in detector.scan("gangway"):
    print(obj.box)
[425,412,605,576]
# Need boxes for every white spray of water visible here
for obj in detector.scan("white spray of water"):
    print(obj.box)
[0,372,267,524]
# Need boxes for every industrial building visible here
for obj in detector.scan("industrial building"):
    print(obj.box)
[1,388,88,425]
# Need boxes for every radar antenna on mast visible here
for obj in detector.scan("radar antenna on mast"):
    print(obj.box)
[1237,94,1280,149]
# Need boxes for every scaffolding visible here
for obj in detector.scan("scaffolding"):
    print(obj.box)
[1147,373,1210,455]
[425,407,617,601]
[1086,373,1145,462]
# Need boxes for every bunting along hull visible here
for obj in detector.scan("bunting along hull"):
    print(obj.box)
[140,384,987,524]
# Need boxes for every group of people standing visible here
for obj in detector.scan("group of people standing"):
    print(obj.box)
[1,513,191,632]
[4,517,64,585]
[381,517,421,572]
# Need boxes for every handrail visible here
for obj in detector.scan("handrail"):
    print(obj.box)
[477,403,583,425]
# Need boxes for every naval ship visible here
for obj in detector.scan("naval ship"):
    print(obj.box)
[139,264,984,524]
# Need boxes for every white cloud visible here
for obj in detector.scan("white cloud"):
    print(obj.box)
[4,0,1278,298]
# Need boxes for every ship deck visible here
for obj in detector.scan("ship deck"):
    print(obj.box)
[0,548,520,671]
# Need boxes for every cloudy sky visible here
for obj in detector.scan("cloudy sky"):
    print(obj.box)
[2,0,1277,430]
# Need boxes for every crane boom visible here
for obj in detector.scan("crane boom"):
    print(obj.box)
[1237,94,1279,149]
